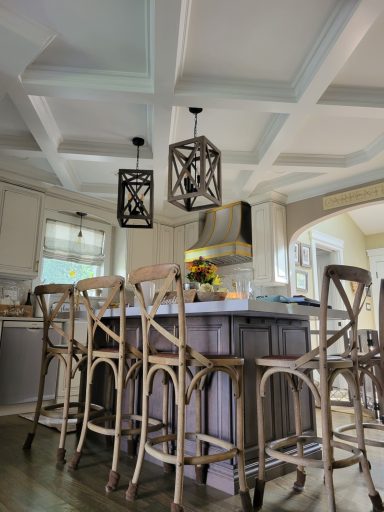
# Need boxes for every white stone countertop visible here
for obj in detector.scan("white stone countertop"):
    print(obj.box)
[102,299,349,320]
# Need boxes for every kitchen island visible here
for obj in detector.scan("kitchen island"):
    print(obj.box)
[100,300,347,494]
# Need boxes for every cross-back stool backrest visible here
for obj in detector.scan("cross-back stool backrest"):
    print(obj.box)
[128,263,212,369]
[294,264,371,372]
[76,275,128,356]
[34,283,75,349]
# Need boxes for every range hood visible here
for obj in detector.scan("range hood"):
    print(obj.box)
[185,201,252,266]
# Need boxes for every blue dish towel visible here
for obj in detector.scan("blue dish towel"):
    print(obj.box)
[256,295,291,303]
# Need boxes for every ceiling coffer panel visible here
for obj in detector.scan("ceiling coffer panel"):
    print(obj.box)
[185,201,252,266]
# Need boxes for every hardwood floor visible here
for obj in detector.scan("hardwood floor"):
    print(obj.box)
[0,412,383,511]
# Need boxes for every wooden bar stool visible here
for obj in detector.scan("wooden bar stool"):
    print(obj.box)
[334,278,384,447]
[68,275,163,492]
[22,284,102,463]
[253,265,384,512]
[125,263,252,512]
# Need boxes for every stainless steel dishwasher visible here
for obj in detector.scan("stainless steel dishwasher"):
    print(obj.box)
[0,319,61,405]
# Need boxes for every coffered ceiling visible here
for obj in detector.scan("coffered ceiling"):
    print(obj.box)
[0,0,384,220]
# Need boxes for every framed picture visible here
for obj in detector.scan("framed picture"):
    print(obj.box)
[300,243,311,268]
[296,270,308,292]
[294,242,300,265]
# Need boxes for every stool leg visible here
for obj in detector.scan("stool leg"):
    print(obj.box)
[291,378,306,492]
[253,365,266,511]
[23,349,49,450]
[351,372,384,510]
[162,372,173,474]
[236,367,252,511]
[126,364,150,502]
[194,370,206,484]
[68,357,93,470]
[126,364,136,457]
[106,359,123,493]
[57,352,72,464]
[172,367,186,512]
[322,371,336,512]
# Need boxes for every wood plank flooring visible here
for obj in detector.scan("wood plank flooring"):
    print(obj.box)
[0,413,383,511]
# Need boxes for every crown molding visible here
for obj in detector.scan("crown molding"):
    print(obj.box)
[175,77,295,103]
[275,153,347,167]
[276,132,384,168]
[22,66,154,94]
[254,172,324,196]
[0,166,59,189]
[320,85,384,108]
[286,169,384,204]
[59,139,153,161]
[247,191,288,206]
[0,134,41,153]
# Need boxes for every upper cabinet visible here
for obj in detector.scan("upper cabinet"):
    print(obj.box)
[174,222,199,277]
[126,223,158,275]
[0,183,44,278]
[252,201,288,285]
[157,224,174,264]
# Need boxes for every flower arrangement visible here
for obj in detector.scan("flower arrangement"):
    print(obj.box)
[186,256,221,286]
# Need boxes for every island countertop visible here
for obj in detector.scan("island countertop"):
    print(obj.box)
[102,298,348,320]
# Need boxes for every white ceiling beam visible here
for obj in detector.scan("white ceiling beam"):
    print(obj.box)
[8,79,80,190]
[151,0,184,214]
[21,67,155,103]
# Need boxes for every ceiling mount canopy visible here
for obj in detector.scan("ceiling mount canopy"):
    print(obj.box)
[168,107,222,212]
[117,136,154,229]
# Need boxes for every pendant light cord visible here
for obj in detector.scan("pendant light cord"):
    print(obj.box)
[136,145,140,171]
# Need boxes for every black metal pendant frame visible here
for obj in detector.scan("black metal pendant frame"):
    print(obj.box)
[117,137,154,229]
[168,134,222,212]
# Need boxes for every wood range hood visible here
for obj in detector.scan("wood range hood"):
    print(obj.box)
[184,201,252,266]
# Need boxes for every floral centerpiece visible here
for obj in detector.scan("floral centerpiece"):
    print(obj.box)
[186,256,221,292]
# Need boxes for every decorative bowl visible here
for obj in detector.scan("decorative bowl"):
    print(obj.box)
[196,291,227,302]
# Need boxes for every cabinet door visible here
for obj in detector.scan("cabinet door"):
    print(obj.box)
[252,202,288,285]
[174,225,185,273]
[127,223,158,273]
[184,221,199,250]
[0,185,43,277]
[157,224,174,264]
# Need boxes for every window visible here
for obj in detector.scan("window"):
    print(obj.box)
[40,213,110,285]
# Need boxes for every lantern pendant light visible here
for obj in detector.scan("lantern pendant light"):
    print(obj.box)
[117,137,154,229]
[168,107,222,212]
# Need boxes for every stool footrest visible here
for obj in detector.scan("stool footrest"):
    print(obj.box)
[334,422,384,448]
[145,431,238,466]
[266,435,364,469]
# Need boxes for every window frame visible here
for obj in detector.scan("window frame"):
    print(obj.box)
[35,210,112,286]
